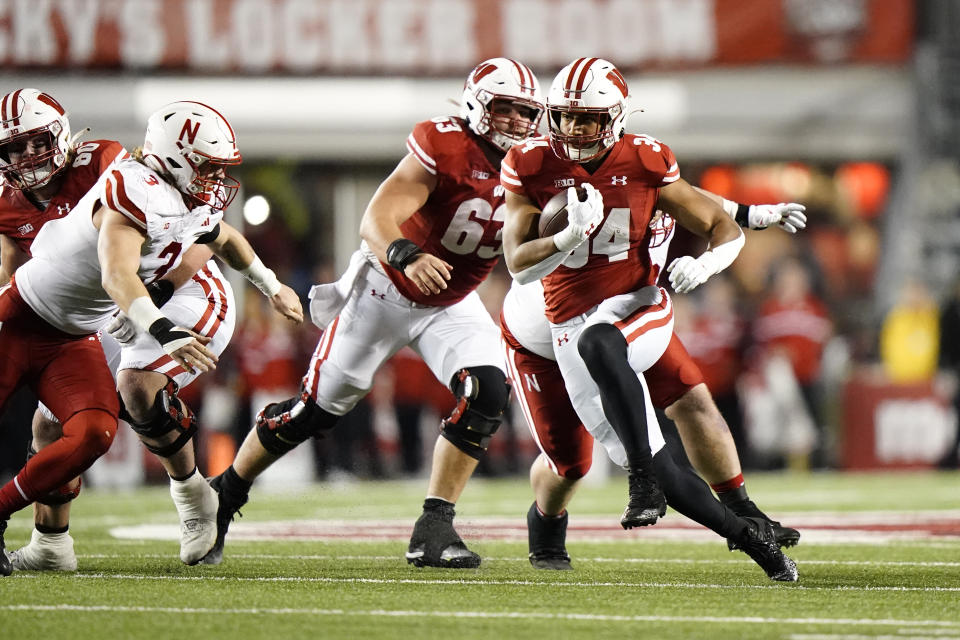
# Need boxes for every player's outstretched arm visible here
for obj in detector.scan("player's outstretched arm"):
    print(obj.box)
[692,186,807,233]
[98,208,217,374]
[359,153,452,296]
[203,222,303,324]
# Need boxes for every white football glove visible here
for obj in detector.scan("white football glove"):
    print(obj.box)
[667,252,720,294]
[105,312,138,344]
[553,183,604,253]
[748,202,807,233]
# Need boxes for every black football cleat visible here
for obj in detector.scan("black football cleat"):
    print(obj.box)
[726,498,800,549]
[0,519,12,577]
[200,472,248,565]
[729,517,799,582]
[406,502,480,569]
[621,469,667,529]
[527,502,572,571]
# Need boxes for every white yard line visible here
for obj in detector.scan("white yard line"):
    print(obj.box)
[8,572,960,593]
[1,604,959,628]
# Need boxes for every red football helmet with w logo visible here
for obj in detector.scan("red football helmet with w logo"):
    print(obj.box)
[546,58,630,162]
[460,58,543,152]
[142,101,242,210]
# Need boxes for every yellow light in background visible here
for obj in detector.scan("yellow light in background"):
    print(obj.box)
[243,195,270,226]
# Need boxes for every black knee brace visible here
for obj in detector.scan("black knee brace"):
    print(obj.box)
[440,366,512,460]
[26,445,82,506]
[255,391,340,456]
[120,382,197,458]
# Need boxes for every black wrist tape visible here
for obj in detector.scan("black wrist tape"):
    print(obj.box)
[148,317,190,347]
[735,203,751,228]
[386,238,423,272]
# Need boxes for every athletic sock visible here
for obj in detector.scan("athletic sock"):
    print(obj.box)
[36,523,70,535]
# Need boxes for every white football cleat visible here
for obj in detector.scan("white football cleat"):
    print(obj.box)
[170,471,218,565]
[10,529,78,572]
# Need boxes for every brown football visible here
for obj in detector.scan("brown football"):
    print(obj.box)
[538,187,586,237]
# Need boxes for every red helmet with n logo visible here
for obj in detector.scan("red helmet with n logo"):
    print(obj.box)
[142,101,242,209]
[546,58,630,162]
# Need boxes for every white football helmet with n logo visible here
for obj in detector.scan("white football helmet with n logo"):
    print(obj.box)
[547,58,630,162]
[460,58,543,152]
[0,88,72,190]
[142,101,242,210]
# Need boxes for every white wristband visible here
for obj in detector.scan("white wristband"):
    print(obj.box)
[707,230,745,274]
[720,197,740,219]
[127,296,165,333]
[240,256,282,297]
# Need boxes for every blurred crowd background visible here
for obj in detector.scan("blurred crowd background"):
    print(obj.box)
[2,0,959,486]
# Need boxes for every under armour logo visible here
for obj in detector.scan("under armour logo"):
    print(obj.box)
[56,203,71,217]
[144,175,159,186]
[611,176,627,185]
[370,289,386,300]
[557,333,569,346]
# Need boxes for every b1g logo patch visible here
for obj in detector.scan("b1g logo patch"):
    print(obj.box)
[554,178,575,188]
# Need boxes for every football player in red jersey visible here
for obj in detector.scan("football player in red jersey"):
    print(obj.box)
[0,88,127,575]
[502,200,805,572]
[502,58,798,581]
[205,59,544,568]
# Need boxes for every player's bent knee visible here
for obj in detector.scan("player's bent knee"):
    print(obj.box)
[256,391,340,456]
[440,366,512,460]
[117,378,163,424]
[666,383,721,423]
[63,408,117,459]
[577,324,625,367]
[121,383,196,458]
[561,461,591,480]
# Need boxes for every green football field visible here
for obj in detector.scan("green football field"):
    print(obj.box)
[2,471,959,640]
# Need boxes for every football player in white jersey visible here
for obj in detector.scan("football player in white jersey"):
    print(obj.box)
[0,100,302,576]
[0,89,245,572]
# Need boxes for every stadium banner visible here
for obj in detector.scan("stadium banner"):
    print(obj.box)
[841,373,957,470]
[0,0,912,74]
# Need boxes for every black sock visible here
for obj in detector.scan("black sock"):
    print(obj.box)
[170,466,198,482]
[223,465,253,494]
[718,485,750,505]
[578,324,653,470]
[36,523,69,535]
[652,449,746,540]
[424,498,454,512]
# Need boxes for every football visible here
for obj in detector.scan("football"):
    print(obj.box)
[538,187,586,237]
